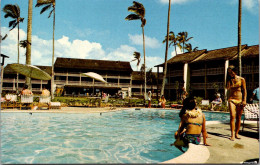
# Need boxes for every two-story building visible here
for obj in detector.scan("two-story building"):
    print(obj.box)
[155,44,259,101]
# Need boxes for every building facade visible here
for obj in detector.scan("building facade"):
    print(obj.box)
[156,45,259,101]
[2,58,161,98]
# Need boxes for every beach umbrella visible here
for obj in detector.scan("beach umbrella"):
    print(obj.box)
[81,72,107,96]
[81,72,107,83]
[9,63,51,80]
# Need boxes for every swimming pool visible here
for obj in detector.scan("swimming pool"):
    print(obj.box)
[1,109,229,164]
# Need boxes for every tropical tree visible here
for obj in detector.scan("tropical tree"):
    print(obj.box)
[125,1,147,99]
[3,4,24,93]
[20,40,30,49]
[131,51,141,70]
[163,31,180,56]
[25,0,33,90]
[238,0,242,76]
[161,0,171,97]
[184,43,198,52]
[177,31,193,53]
[35,0,56,99]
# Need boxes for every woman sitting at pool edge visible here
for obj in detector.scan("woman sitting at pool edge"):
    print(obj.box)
[173,97,210,148]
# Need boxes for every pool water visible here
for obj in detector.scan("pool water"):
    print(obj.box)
[1,109,229,164]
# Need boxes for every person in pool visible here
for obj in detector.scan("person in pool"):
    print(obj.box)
[173,97,210,150]
[226,65,247,141]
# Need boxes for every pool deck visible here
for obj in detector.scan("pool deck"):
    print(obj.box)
[1,107,259,164]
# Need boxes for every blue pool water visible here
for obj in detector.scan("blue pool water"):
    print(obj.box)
[1,109,229,164]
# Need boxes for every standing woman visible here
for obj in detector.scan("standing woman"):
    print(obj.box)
[226,65,247,141]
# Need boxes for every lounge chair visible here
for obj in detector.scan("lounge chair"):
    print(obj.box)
[201,100,210,106]
[38,96,51,110]
[20,95,33,110]
[49,102,61,109]
[242,103,259,134]
[2,94,18,109]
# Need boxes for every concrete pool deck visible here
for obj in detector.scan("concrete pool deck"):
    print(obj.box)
[1,107,259,164]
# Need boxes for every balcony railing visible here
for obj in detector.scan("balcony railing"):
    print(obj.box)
[3,78,48,84]
[242,66,259,74]
[191,68,225,76]
[168,70,183,77]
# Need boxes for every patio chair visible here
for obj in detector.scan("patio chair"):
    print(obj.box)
[242,103,259,134]
[2,94,18,109]
[38,96,51,110]
[20,95,33,110]
[9,94,18,108]
[201,100,210,106]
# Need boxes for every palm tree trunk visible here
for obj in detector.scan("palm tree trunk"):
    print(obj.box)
[238,0,242,76]
[142,26,146,100]
[161,0,171,96]
[16,22,20,94]
[25,0,32,89]
[51,6,55,100]
[174,45,177,55]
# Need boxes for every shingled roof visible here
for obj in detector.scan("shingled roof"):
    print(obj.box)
[231,45,259,60]
[54,57,133,72]
[191,45,248,63]
[155,49,206,67]
[4,64,52,75]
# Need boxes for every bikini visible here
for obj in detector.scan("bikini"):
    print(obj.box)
[182,118,203,145]
[228,77,243,106]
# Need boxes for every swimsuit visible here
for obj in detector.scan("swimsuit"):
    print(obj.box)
[228,99,242,106]
[183,120,203,145]
[183,133,201,145]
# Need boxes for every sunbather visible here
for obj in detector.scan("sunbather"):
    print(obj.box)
[21,85,33,95]
[210,93,222,111]
[172,97,210,152]
[41,86,50,96]
[226,65,247,141]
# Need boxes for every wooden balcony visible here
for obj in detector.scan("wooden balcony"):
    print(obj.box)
[242,66,259,74]
[191,67,225,76]
[54,72,131,79]
[168,70,183,77]
[3,78,48,84]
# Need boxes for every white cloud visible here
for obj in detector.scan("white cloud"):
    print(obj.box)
[171,47,183,57]
[230,0,258,14]
[128,34,161,49]
[159,0,194,4]
[1,27,162,72]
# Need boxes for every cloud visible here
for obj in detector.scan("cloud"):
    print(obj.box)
[159,0,194,4]
[1,27,106,66]
[128,34,161,48]
[230,0,258,14]
[105,45,136,61]
[1,27,162,72]
[170,47,183,57]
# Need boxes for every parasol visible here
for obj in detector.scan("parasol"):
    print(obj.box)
[81,72,107,83]
[9,63,51,80]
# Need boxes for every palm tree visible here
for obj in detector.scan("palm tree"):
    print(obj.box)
[36,0,56,99]
[19,40,30,49]
[131,51,141,70]
[125,1,147,100]
[163,31,181,56]
[177,31,193,53]
[184,43,198,53]
[3,4,24,93]
[238,0,242,76]
[25,0,33,90]
[161,0,171,97]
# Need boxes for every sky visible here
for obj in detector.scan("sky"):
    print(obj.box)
[1,0,259,72]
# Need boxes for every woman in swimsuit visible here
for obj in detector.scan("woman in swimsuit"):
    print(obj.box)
[173,97,210,148]
[226,65,247,141]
